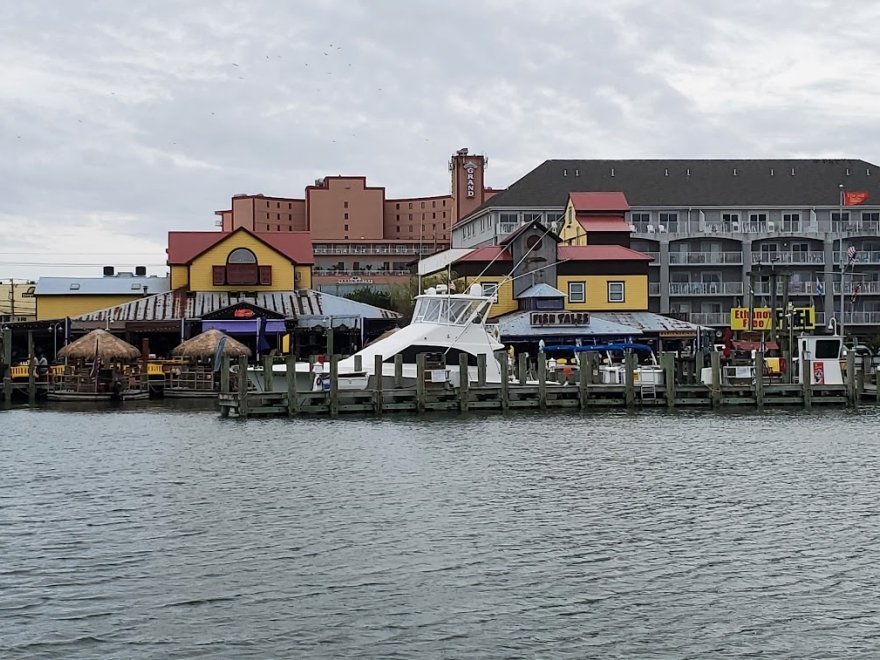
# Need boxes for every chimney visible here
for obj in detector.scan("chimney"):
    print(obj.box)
[103,266,115,277]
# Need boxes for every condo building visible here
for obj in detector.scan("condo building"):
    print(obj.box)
[216,149,500,294]
[450,159,880,336]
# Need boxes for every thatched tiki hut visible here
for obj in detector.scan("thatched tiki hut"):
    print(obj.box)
[51,329,147,400]
[166,330,251,396]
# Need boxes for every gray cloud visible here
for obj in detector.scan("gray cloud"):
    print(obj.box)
[1,0,876,279]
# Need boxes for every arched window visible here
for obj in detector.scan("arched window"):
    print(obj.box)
[215,248,272,286]
[227,248,257,264]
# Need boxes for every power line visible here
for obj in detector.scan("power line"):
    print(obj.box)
[0,262,167,267]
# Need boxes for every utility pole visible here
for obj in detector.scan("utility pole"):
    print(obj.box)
[769,259,779,345]
[9,279,14,318]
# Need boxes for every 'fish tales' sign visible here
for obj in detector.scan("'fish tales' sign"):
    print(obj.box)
[530,311,590,327]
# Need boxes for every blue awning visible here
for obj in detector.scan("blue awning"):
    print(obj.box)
[201,320,287,334]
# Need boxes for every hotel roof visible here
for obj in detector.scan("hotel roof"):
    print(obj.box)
[464,158,880,215]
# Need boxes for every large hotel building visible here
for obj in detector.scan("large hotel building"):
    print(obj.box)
[215,149,500,294]
[450,159,880,336]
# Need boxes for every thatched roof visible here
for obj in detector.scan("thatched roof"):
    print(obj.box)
[172,329,251,359]
[58,329,140,361]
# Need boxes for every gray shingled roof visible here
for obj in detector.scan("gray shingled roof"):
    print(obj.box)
[467,159,880,213]
[75,290,400,322]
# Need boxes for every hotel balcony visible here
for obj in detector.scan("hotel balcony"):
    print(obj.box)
[843,311,880,325]
[669,282,743,296]
[832,251,880,265]
[751,251,825,265]
[752,281,825,296]
[649,282,661,296]
[643,251,660,264]
[833,281,880,295]
[313,268,412,278]
[669,251,743,266]
[687,312,729,326]
[313,244,446,256]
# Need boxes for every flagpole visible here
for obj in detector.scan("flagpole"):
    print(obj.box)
[839,184,845,340]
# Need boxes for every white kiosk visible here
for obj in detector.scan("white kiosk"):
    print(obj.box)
[794,335,844,385]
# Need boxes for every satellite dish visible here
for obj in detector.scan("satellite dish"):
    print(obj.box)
[469,283,482,297]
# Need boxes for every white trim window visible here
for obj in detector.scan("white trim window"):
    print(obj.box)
[568,281,585,303]
[481,282,499,302]
[607,281,625,303]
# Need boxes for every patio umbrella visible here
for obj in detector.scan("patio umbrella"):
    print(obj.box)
[172,329,251,360]
[57,328,140,362]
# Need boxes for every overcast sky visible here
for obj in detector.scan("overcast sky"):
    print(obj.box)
[3,0,879,280]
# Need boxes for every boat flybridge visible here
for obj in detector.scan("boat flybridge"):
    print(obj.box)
[249,283,506,392]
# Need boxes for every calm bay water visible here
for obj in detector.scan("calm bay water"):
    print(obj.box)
[2,403,880,658]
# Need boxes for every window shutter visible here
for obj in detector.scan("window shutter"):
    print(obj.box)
[212,266,226,285]
[258,265,272,285]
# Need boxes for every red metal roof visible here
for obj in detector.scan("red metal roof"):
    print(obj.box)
[576,216,632,232]
[456,246,512,262]
[167,228,314,265]
[558,245,653,261]
[569,192,630,212]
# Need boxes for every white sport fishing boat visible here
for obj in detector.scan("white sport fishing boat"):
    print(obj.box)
[248,283,505,391]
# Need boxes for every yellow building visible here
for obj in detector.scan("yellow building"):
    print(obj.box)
[422,219,703,345]
[34,268,169,321]
[66,227,397,357]
[558,191,632,247]
[166,227,313,292]
[0,280,37,323]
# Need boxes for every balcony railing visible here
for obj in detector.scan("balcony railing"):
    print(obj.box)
[833,251,880,265]
[833,281,880,295]
[649,282,660,296]
[312,244,447,256]
[669,251,743,265]
[643,251,660,264]
[313,269,412,277]
[669,282,743,296]
[843,312,880,325]
[753,281,825,296]
[687,312,728,326]
[832,220,880,233]
[751,251,824,265]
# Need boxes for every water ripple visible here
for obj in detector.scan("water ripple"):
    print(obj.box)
[1,405,879,657]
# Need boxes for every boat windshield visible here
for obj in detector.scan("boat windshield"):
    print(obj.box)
[412,296,487,325]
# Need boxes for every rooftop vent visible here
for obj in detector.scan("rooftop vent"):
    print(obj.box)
[791,168,796,175]
[610,168,615,177]
[563,169,567,177]
[733,168,738,176]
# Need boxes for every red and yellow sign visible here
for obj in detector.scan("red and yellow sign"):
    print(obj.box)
[730,307,815,331]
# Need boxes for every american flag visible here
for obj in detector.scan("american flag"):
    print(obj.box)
[847,245,858,265]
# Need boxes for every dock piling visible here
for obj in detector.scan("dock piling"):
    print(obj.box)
[329,354,339,417]
[458,353,470,413]
[286,354,299,416]
[373,354,384,415]
[661,352,675,408]
[624,353,635,408]
[237,355,249,418]
[537,357,547,409]
[500,357,510,411]
[755,351,765,408]
[416,353,427,413]
[801,352,812,410]
[710,351,722,408]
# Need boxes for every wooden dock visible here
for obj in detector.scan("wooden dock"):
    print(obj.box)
[216,351,879,419]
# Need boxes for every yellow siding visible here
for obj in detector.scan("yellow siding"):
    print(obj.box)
[170,265,189,289]
[295,265,312,290]
[188,233,296,291]
[461,276,517,317]
[559,200,586,246]
[37,295,143,321]
[556,275,648,311]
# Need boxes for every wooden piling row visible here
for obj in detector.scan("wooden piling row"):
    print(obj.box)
[216,350,874,418]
